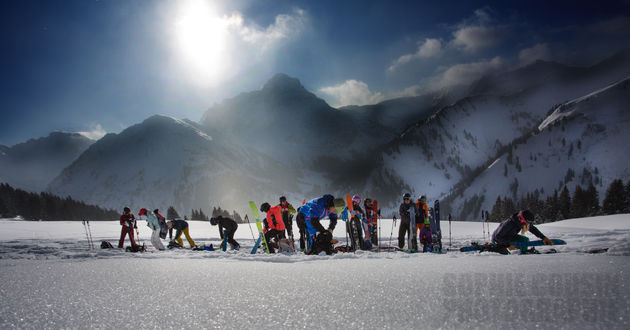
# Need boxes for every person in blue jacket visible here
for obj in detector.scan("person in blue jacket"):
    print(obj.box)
[299,194,344,254]
[491,209,553,254]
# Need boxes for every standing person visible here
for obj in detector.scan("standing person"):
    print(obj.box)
[491,210,554,254]
[364,198,379,245]
[118,207,138,249]
[350,195,369,250]
[420,223,432,252]
[279,196,296,243]
[138,208,165,251]
[296,206,308,252]
[299,194,344,255]
[415,196,430,242]
[167,219,197,248]
[210,215,240,250]
[260,202,286,253]
[398,193,418,250]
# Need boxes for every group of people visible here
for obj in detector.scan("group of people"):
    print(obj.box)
[118,207,240,251]
[117,193,555,255]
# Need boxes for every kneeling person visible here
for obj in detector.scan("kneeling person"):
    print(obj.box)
[492,210,553,254]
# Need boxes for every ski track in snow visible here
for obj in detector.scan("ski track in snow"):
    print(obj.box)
[1,215,629,328]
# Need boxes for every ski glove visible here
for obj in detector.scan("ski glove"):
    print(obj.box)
[543,237,554,245]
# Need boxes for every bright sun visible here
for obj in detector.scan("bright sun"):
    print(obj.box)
[173,0,229,84]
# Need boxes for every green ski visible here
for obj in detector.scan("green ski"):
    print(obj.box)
[249,201,270,254]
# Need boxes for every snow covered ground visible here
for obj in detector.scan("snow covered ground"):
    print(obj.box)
[1,215,629,328]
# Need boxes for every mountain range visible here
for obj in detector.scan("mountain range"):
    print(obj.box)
[2,50,630,220]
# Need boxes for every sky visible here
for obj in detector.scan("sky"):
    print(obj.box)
[1,0,629,146]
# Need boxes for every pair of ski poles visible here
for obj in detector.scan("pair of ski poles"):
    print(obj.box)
[82,219,94,249]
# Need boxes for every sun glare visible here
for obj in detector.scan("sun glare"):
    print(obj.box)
[173,0,229,85]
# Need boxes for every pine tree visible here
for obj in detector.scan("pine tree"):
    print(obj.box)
[585,183,600,216]
[489,196,502,222]
[570,185,588,218]
[602,179,625,214]
[558,186,571,220]
[625,181,630,213]
[502,198,516,219]
[167,206,180,219]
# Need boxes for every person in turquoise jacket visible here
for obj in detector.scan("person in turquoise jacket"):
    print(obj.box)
[139,208,165,250]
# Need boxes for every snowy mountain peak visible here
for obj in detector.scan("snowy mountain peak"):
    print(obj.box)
[262,73,308,94]
[539,76,630,131]
[142,115,212,141]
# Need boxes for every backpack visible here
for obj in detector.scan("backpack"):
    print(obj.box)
[168,241,183,249]
[277,238,295,253]
[100,241,114,249]
[308,231,334,255]
[158,217,168,239]
[125,244,146,252]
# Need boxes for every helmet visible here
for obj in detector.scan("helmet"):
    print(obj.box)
[403,193,411,200]
[123,207,130,213]
[352,195,361,204]
[279,196,287,203]
[210,217,217,226]
[518,210,535,224]
[260,202,271,212]
[138,208,147,216]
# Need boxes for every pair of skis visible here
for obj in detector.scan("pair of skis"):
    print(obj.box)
[459,239,567,252]
[249,201,270,254]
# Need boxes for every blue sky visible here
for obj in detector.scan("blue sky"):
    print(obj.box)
[1,0,629,145]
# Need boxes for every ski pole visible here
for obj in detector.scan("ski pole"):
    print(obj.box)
[448,214,452,248]
[378,217,381,253]
[82,220,91,249]
[245,215,256,241]
[389,214,396,251]
[86,219,95,249]
[135,218,141,246]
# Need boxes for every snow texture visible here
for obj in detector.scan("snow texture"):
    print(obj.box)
[1,215,629,328]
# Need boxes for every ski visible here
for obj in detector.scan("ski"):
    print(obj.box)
[459,239,567,252]
[222,229,228,252]
[408,202,416,252]
[433,200,442,253]
[346,194,362,251]
[249,201,269,254]
[374,200,379,252]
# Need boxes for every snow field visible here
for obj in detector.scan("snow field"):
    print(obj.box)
[0,215,629,328]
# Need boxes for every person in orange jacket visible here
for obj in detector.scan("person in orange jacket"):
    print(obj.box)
[260,202,286,253]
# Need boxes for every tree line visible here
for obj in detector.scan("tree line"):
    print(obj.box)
[487,178,630,223]
[166,206,244,223]
[0,183,119,221]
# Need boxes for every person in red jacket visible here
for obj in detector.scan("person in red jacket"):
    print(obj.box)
[118,207,138,248]
[260,202,286,253]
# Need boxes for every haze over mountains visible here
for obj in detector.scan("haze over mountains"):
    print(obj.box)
[2,50,630,220]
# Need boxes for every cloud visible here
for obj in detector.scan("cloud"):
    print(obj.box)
[451,25,504,53]
[226,8,306,48]
[432,56,506,90]
[78,124,106,140]
[388,38,443,72]
[586,16,630,35]
[518,43,552,65]
[319,80,385,107]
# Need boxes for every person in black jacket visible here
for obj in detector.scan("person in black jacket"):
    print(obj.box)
[398,193,418,250]
[167,219,197,248]
[491,210,553,254]
[210,216,240,250]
